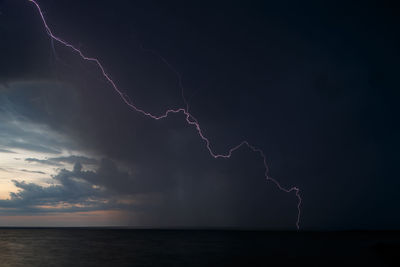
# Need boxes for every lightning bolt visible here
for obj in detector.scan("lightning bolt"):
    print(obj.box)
[28,0,302,229]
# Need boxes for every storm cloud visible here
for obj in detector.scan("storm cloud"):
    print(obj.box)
[0,0,399,229]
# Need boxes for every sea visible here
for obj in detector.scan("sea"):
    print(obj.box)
[0,228,398,266]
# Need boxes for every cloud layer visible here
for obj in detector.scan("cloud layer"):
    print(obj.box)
[0,0,399,229]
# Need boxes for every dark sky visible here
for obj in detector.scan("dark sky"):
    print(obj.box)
[0,0,399,230]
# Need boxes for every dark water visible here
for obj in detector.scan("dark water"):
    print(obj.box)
[0,229,399,266]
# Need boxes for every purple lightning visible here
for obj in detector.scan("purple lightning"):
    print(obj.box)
[28,0,302,229]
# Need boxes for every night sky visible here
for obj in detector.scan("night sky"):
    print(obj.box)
[0,0,399,230]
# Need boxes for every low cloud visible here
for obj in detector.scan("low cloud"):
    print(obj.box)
[48,155,98,165]
[0,160,136,214]
[25,158,62,166]
[6,141,61,154]
[19,169,46,175]
[0,148,15,153]
[24,155,97,167]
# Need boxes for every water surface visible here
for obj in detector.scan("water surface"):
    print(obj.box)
[0,228,398,266]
